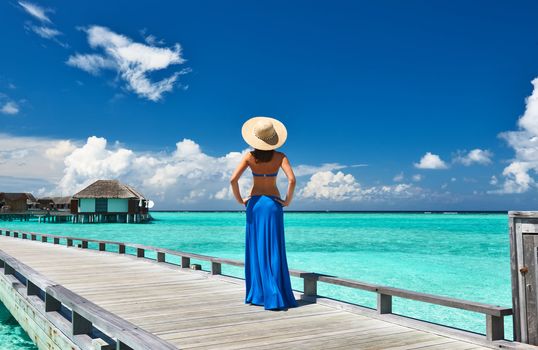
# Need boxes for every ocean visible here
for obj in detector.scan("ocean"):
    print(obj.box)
[0,211,511,348]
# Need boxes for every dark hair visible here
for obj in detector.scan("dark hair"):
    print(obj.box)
[251,149,274,163]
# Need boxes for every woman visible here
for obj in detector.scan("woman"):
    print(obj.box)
[230,116,298,310]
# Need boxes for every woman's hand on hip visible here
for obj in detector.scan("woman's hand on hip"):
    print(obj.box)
[242,197,251,206]
[276,198,290,207]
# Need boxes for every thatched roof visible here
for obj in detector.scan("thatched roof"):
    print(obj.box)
[52,196,72,205]
[0,192,36,201]
[73,180,145,199]
[39,196,72,205]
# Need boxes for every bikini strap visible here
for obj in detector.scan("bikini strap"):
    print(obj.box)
[252,171,279,177]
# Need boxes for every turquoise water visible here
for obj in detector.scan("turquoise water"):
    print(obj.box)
[0,303,35,350]
[0,212,511,347]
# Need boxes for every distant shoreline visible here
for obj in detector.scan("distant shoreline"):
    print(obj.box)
[151,210,508,214]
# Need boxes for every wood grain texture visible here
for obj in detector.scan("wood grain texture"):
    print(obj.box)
[0,234,523,350]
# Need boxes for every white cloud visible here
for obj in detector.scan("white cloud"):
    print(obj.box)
[67,26,188,101]
[300,171,362,201]
[393,172,404,182]
[19,2,66,47]
[0,134,72,189]
[1,101,19,115]
[55,136,248,207]
[294,163,347,177]
[299,170,421,202]
[0,133,428,208]
[496,78,538,193]
[414,152,448,169]
[498,162,534,194]
[58,136,135,194]
[45,140,76,161]
[518,78,538,135]
[489,175,498,185]
[29,25,61,39]
[0,149,28,164]
[454,149,493,166]
[66,54,115,75]
[18,1,51,23]
[412,174,422,182]
[140,29,165,46]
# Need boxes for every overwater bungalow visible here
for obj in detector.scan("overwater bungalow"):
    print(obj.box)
[37,196,72,211]
[71,180,150,223]
[0,192,36,213]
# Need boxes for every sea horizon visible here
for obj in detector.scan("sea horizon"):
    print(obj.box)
[149,209,509,213]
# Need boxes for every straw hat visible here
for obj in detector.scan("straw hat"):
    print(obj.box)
[241,116,287,150]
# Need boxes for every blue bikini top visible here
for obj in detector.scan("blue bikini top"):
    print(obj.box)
[252,170,279,177]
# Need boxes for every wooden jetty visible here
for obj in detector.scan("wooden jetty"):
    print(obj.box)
[0,229,536,350]
[0,211,151,224]
[0,211,73,223]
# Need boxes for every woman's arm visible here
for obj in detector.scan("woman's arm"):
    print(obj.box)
[279,154,296,207]
[230,153,250,205]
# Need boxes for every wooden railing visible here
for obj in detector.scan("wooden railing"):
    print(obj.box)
[0,248,177,350]
[0,228,512,342]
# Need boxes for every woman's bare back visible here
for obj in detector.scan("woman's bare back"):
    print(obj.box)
[247,151,285,197]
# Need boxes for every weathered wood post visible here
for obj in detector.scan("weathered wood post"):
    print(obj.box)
[302,273,318,301]
[509,211,538,345]
[27,280,40,296]
[211,261,221,275]
[157,252,165,263]
[45,292,61,312]
[377,292,393,314]
[72,311,92,336]
[3,263,15,276]
[181,256,191,269]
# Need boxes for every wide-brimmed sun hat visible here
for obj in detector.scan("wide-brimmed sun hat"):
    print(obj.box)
[241,116,287,150]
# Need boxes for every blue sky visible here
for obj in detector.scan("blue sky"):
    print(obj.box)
[1,1,538,210]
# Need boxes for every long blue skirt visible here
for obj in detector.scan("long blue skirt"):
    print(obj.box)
[245,195,298,310]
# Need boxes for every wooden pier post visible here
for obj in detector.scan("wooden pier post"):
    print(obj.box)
[303,273,318,300]
[137,248,145,258]
[377,293,393,314]
[181,256,191,269]
[211,262,221,275]
[509,211,538,345]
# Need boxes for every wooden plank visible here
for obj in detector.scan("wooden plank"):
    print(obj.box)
[178,314,389,348]
[47,284,178,349]
[383,337,466,350]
